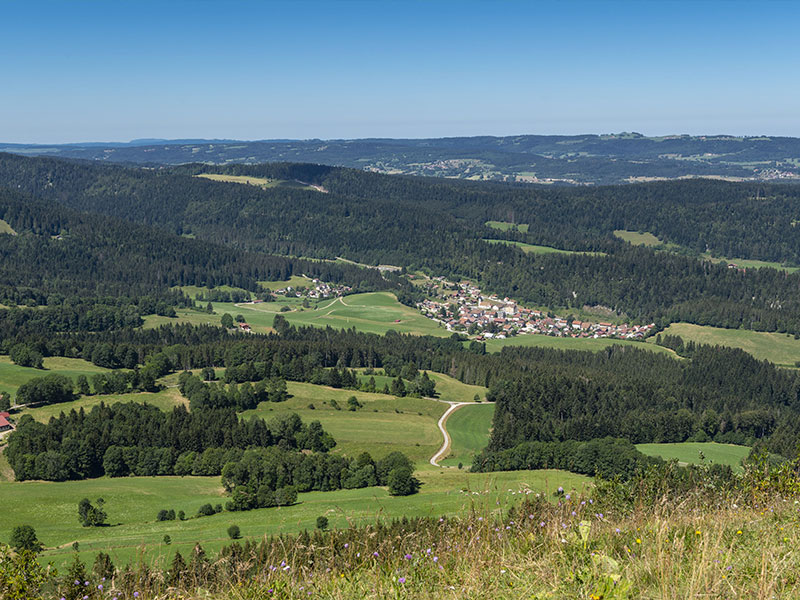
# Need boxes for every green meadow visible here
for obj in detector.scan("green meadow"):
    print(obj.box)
[700,253,800,273]
[194,173,320,191]
[439,403,496,468]
[614,230,798,273]
[241,382,447,465]
[636,442,751,472]
[484,239,589,255]
[485,220,528,233]
[0,356,109,398]
[257,275,313,291]
[0,468,591,569]
[16,388,186,424]
[484,333,676,355]
[613,229,664,247]
[651,322,800,367]
[144,292,448,337]
[229,292,448,337]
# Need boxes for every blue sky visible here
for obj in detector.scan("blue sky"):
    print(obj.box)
[1,0,799,142]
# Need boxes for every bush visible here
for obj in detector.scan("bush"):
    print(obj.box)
[316,516,329,530]
[227,525,241,539]
[197,503,216,517]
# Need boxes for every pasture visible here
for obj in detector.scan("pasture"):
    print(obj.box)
[194,173,320,191]
[484,333,676,356]
[241,382,447,465]
[226,292,449,337]
[614,230,798,273]
[0,468,591,569]
[0,356,109,398]
[258,275,313,291]
[635,442,751,471]
[651,322,800,367]
[173,284,253,299]
[484,239,579,255]
[700,253,800,273]
[485,221,529,233]
[15,388,185,424]
[439,403,495,468]
[613,230,664,247]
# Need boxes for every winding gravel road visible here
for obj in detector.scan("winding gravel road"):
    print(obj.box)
[429,401,471,467]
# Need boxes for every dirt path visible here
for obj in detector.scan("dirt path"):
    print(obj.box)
[429,401,470,467]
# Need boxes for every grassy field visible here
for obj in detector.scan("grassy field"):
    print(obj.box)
[636,442,751,471]
[172,284,253,299]
[651,322,800,367]
[0,469,591,569]
[440,403,495,468]
[229,292,449,338]
[613,229,664,246]
[0,356,109,398]
[484,333,676,356]
[146,293,447,337]
[355,370,487,404]
[613,229,798,273]
[194,173,320,191]
[241,382,447,465]
[257,275,313,291]
[484,239,589,255]
[0,218,16,235]
[15,388,185,424]
[700,253,800,273]
[485,220,528,233]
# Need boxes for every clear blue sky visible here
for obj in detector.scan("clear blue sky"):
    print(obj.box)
[2,0,799,143]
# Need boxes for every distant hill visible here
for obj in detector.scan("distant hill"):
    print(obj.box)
[2,133,800,184]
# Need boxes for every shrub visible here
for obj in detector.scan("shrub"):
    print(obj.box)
[227,525,241,539]
[316,516,329,530]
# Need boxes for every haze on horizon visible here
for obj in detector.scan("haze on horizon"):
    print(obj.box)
[2,0,799,144]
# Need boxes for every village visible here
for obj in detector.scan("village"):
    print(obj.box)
[416,278,656,341]
[272,278,352,300]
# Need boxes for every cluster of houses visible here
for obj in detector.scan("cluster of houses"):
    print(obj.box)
[417,280,655,341]
[273,279,352,300]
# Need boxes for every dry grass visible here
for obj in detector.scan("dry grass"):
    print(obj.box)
[33,492,800,599]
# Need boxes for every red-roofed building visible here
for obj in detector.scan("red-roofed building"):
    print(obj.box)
[0,415,12,432]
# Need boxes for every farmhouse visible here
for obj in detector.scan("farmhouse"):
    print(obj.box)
[0,414,12,432]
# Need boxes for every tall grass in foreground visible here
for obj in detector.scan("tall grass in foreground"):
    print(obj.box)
[4,457,800,599]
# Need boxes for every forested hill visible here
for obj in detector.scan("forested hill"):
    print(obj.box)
[2,153,800,333]
[3,133,800,184]
[0,183,403,301]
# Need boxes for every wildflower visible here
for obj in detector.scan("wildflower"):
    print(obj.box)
[695,530,701,536]
[736,530,743,535]
[565,494,571,500]
[344,543,349,548]
[405,553,412,559]
[373,551,379,557]
[433,556,438,562]
[398,577,406,584]
[98,584,103,590]
[540,521,545,527]
[615,528,621,533]
[636,538,642,544]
